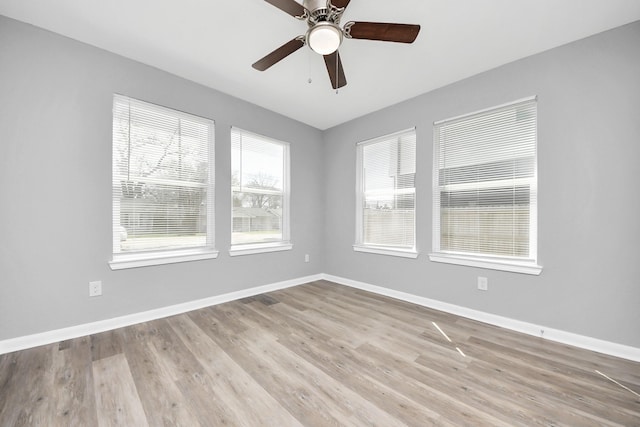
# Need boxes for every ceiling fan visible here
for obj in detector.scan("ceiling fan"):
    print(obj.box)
[252,0,421,89]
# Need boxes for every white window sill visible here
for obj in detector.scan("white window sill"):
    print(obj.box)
[109,248,219,270]
[353,245,418,259]
[229,242,293,257]
[429,253,542,275]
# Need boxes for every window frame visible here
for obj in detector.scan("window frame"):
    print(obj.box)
[229,127,292,257]
[354,128,418,259]
[429,97,542,275]
[109,95,218,270]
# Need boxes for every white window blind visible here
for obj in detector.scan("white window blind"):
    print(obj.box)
[111,95,215,266]
[355,128,417,256]
[432,97,538,272]
[231,127,290,250]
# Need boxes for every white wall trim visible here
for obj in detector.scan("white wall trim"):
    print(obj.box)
[229,243,293,257]
[353,245,419,259]
[321,274,640,363]
[2,272,639,362]
[428,253,542,275]
[109,249,219,270]
[0,274,322,355]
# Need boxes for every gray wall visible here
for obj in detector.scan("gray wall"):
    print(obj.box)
[323,21,640,348]
[1,15,639,349]
[0,16,325,340]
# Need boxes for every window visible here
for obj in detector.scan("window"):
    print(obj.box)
[110,95,216,269]
[355,128,417,258]
[230,127,291,256]
[430,97,541,275]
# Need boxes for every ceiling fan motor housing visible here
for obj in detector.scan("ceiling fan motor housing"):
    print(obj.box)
[303,0,344,25]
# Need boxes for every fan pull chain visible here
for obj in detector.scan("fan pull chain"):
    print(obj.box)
[307,48,313,84]
[335,52,339,94]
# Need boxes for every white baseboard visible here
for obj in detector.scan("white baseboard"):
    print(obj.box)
[322,274,640,363]
[2,272,639,363]
[0,274,322,355]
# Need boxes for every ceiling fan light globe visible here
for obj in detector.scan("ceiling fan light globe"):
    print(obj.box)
[308,23,342,55]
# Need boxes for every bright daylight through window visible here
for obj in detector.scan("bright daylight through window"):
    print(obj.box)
[230,128,291,256]
[355,128,417,258]
[430,97,541,275]
[110,95,216,269]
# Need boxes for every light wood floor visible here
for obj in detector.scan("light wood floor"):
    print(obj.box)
[1,280,639,426]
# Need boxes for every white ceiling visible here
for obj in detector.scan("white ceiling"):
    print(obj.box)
[1,0,640,130]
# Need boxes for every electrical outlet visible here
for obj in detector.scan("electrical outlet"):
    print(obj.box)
[477,277,488,291]
[89,280,102,297]
[305,254,310,263]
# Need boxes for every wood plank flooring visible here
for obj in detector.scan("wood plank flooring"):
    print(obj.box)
[1,280,639,426]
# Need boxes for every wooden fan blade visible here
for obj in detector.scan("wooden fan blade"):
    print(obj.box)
[264,0,305,17]
[331,0,351,8]
[252,38,305,71]
[344,21,421,43]
[323,51,347,89]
